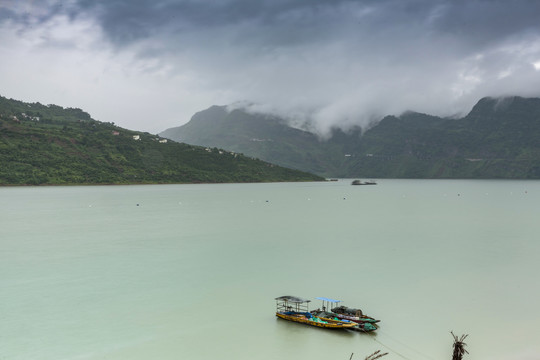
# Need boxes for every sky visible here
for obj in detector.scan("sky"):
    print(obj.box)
[1,0,540,135]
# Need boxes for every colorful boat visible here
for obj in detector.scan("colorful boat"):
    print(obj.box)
[310,308,378,332]
[314,297,380,329]
[331,304,380,324]
[275,295,357,329]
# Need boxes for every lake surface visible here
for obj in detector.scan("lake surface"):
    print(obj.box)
[1,180,539,360]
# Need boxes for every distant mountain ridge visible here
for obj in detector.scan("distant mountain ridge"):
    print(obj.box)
[160,96,540,178]
[0,95,323,185]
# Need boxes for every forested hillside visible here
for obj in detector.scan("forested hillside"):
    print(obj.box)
[161,97,540,179]
[0,96,323,185]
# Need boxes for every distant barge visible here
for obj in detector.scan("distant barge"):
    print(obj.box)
[351,179,377,185]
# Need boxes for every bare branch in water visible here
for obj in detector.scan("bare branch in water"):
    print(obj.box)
[451,331,469,360]
[364,350,389,360]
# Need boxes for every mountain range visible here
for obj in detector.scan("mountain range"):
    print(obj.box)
[0,96,323,185]
[160,96,540,179]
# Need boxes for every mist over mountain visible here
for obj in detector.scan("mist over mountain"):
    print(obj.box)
[160,96,540,179]
[0,95,323,185]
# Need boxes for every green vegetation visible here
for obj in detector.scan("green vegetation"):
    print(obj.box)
[350,97,540,178]
[161,97,540,179]
[0,96,323,185]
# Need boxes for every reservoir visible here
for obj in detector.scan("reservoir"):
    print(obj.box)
[1,180,539,360]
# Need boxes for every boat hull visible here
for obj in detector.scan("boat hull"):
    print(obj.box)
[276,312,357,329]
[310,311,378,332]
[334,313,380,324]
[331,306,380,324]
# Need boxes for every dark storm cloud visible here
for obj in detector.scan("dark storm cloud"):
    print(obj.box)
[69,0,363,52]
[430,0,540,44]
[0,2,58,26]
[6,0,540,63]
[8,1,540,67]
[68,0,540,50]
[3,0,540,133]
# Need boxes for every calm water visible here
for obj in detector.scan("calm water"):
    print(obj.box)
[1,180,539,360]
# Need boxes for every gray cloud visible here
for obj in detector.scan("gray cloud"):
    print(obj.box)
[72,0,540,54]
[2,0,540,134]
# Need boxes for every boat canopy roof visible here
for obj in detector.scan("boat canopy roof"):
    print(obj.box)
[275,295,310,303]
[315,297,341,303]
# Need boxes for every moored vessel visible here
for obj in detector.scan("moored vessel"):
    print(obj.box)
[275,295,358,329]
[313,297,380,330]
[352,179,377,185]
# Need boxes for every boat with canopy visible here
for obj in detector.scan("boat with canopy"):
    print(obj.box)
[275,295,358,329]
[311,296,380,331]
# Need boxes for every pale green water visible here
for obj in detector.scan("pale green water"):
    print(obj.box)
[1,180,539,360]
